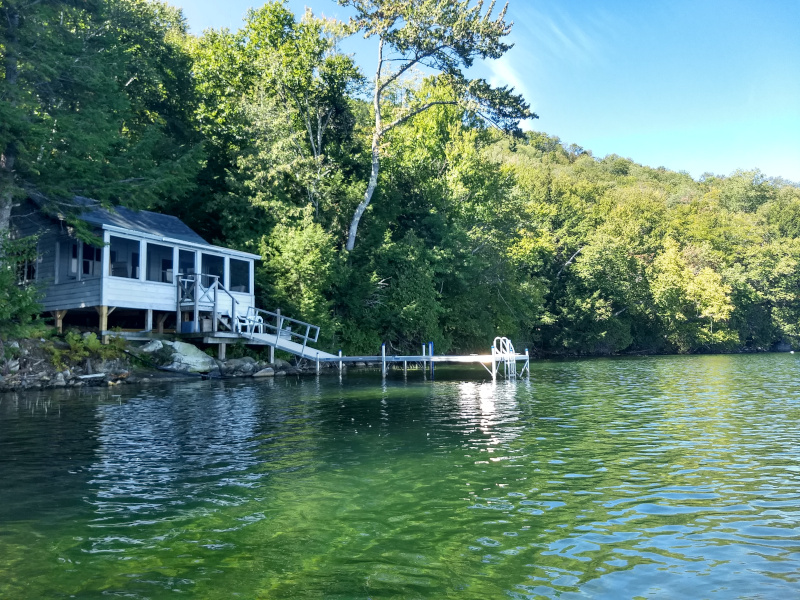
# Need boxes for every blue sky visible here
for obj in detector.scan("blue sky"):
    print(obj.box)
[175,0,800,182]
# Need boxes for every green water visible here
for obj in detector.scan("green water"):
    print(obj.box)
[1,354,799,599]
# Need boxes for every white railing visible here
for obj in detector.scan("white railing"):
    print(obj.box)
[235,306,320,355]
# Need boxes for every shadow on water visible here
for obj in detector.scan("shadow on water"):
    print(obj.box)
[0,354,799,598]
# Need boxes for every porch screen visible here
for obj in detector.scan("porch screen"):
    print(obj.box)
[146,243,173,283]
[201,253,224,287]
[109,236,140,279]
[229,259,250,293]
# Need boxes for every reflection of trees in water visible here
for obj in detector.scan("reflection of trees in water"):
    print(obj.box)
[0,389,101,522]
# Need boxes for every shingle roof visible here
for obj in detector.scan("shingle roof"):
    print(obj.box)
[78,201,210,246]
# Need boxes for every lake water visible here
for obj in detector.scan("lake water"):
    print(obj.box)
[1,354,799,599]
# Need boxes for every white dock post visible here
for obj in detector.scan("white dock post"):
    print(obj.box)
[525,348,530,378]
[338,349,343,371]
[316,351,320,374]
[429,341,434,379]
[491,344,496,381]
[381,343,386,378]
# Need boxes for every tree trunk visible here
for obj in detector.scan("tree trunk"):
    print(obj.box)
[345,38,384,252]
[346,130,380,251]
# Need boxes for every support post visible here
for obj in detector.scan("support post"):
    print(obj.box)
[51,310,67,334]
[218,343,226,360]
[193,276,200,333]
[422,343,426,375]
[381,342,386,378]
[491,345,496,381]
[429,341,435,379]
[175,276,182,334]
[213,279,219,333]
[145,309,153,332]
[316,352,320,374]
[338,349,343,371]
[524,348,530,378]
[270,307,280,364]
[156,312,169,334]
[96,305,109,344]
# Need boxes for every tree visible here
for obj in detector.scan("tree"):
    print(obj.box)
[189,2,363,242]
[0,0,200,235]
[338,0,534,251]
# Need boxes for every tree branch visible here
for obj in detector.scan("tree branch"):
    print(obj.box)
[381,100,457,134]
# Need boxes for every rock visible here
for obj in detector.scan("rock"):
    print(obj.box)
[225,357,255,370]
[164,341,218,374]
[140,340,164,353]
[273,358,292,369]
[53,372,66,387]
[8,359,19,373]
[274,370,287,377]
[253,367,275,377]
[354,361,367,368]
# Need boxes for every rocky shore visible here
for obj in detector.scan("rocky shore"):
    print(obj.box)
[0,338,332,393]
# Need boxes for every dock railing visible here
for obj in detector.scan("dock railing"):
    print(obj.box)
[237,306,320,353]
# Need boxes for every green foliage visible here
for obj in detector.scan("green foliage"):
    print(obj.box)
[47,331,128,371]
[0,234,42,340]
[0,0,202,228]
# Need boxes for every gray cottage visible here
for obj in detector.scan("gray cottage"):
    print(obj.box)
[12,199,259,337]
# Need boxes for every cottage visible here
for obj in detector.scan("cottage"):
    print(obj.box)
[11,198,336,362]
[12,198,259,336]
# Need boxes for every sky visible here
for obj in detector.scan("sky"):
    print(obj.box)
[174,0,800,182]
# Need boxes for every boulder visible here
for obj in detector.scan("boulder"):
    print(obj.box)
[140,340,164,353]
[253,367,275,377]
[272,358,292,369]
[164,341,218,373]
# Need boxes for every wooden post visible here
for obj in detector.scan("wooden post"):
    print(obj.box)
[213,278,219,333]
[270,308,280,364]
[96,305,109,344]
[156,312,169,334]
[193,275,200,333]
[175,275,182,334]
[51,310,67,334]
[145,309,153,332]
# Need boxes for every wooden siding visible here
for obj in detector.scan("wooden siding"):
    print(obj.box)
[41,278,102,311]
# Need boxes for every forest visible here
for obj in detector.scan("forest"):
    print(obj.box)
[2,0,800,356]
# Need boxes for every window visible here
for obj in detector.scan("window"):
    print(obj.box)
[10,235,38,285]
[108,236,140,279]
[82,243,102,278]
[57,240,79,281]
[146,243,174,283]
[229,259,250,293]
[201,253,224,287]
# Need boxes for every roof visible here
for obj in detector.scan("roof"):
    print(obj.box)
[79,202,210,246]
